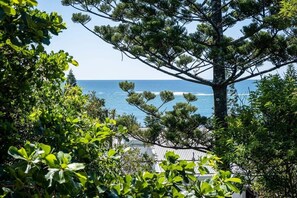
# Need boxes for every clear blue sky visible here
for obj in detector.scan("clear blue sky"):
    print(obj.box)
[38,1,177,80]
[38,1,288,80]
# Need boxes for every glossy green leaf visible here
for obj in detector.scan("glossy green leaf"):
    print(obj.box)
[39,143,51,156]
[224,178,242,183]
[27,0,38,6]
[57,151,71,165]
[143,172,154,179]
[72,118,80,123]
[75,172,87,187]
[187,174,197,181]
[185,161,196,170]
[79,137,89,144]
[71,59,79,66]
[108,149,116,157]
[45,154,58,167]
[172,176,183,183]
[200,181,213,194]
[8,146,26,160]
[0,2,16,15]
[225,182,240,193]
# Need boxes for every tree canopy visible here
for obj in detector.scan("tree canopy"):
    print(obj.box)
[0,0,77,162]
[62,0,297,123]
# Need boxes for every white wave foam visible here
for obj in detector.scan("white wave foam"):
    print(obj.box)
[135,91,214,96]
[173,92,189,96]
[195,93,213,96]
[115,91,249,97]
[134,91,161,95]
[135,91,190,96]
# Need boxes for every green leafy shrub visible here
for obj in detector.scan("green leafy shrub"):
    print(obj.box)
[218,69,297,196]
[2,141,241,197]
[0,0,77,163]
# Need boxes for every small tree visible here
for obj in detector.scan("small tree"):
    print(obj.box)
[66,69,77,86]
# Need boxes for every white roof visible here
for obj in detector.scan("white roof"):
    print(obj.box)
[152,145,206,162]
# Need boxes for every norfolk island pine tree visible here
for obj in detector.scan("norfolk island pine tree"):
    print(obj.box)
[62,0,297,160]
[62,0,297,125]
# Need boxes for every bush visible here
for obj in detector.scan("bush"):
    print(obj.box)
[218,69,297,196]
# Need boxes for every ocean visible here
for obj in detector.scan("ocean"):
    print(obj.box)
[77,80,256,124]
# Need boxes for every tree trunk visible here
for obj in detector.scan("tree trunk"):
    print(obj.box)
[212,85,228,126]
[211,0,227,125]
[210,0,229,170]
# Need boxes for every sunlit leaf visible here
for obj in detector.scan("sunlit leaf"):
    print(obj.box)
[45,154,58,167]
[67,163,85,171]
[224,178,241,183]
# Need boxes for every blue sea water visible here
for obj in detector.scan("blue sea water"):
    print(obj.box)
[77,80,256,124]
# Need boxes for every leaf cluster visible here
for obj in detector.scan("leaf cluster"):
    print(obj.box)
[3,142,242,197]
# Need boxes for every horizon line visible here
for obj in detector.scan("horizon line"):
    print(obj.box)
[76,79,258,81]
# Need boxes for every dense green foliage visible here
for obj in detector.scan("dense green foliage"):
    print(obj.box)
[217,68,297,197]
[3,0,295,196]
[0,0,77,163]
[0,1,241,197]
[3,140,242,197]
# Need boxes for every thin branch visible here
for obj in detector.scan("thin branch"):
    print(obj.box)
[186,0,221,38]
[232,59,297,83]
[128,131,211,153]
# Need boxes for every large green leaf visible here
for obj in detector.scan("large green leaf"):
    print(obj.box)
[45,154,58,167]
[75,172,87,187]
[39,143,51,156]
[200,181,213,194]
[0,2,16,15]
[172,176,183,183]
[225,182,240,193]
[143,172,154,180]
[8,146,27,160]
[224,178,242,183]
[57,151,71,165]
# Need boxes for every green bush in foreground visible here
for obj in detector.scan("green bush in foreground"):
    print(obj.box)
[2,141,241,197]
[0,0,77,163]
[1,81,241,197]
